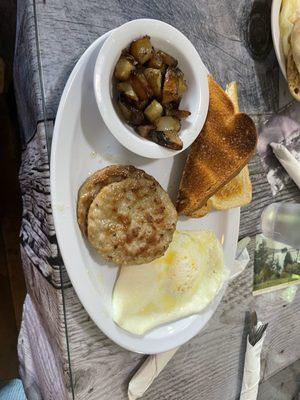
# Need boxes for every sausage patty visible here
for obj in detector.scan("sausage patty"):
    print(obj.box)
[87,177,177,265]
[77,165,153,236]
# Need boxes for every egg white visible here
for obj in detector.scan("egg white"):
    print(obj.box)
[112,230,225,335]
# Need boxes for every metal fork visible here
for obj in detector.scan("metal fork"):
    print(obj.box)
[250,323,268,346]
[249,311,257,344]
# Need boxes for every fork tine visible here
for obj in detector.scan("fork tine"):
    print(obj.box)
[252,326,264,345]
[258,323,268,339]
[252,327,262,345]
[253,323,268,345]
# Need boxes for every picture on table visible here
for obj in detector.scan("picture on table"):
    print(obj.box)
[254,234,300,294]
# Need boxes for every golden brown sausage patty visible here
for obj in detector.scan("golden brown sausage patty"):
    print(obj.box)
[77,165,153,236]
[87,177,177,265]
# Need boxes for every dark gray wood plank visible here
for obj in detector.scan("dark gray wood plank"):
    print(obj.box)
[34,0,279,129]
[258,359,300,400]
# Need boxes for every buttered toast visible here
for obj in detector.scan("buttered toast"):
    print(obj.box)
[176,76,257,216]
[189,81,252,217]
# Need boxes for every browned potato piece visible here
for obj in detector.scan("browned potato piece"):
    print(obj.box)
[114,36,189,149]
[114,57,135,81]
[116,82,138,102]
[144,68,162,97]
[118,99,145,126]
[157,50,178,67]
[162,68,179,104]
[160,64,168,78]
[172,67,187,97]
[147,51,163,69]
[144,99,163,123]
[136,124,156,138]
[130,36,153,64]
[155,116,181,133]
[165,109,191,119]
[130,72,153,101]
[118,99,132,121]
[163,103,174,115]
[134,99,148,111]
[178,75,188,97]
[120,50,136,62]
[147,130,183,150]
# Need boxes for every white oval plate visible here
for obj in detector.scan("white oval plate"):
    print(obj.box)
[50,30,240,354]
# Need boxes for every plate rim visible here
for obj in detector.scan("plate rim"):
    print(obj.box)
[271,0,286,78]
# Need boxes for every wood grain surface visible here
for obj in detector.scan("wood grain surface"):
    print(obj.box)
[14,0,300,399]
[258,359,300,399]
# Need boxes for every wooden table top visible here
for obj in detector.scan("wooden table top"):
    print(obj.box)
[14,0,300,398]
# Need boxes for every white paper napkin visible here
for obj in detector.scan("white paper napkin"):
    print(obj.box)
[127,243,250,400]
[271,142,300,189]
[128,347,179,400]
[239,322,267,400]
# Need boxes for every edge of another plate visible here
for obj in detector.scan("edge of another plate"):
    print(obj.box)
[271,0,286,78]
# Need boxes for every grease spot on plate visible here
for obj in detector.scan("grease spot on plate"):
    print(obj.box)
[54,203,66,212]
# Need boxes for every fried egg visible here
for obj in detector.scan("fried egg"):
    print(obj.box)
[112,230,225,335]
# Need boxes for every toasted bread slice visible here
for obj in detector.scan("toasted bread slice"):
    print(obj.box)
[190,201,212,218]
[190,82,252,217]
[287,48,300,101]
[176,76,257,216]
[190,166,252,217]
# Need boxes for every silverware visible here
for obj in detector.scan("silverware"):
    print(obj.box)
[249,322,268,346]
[249,311,257,345]
[249,310,268,346]
[253,323,268,345]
